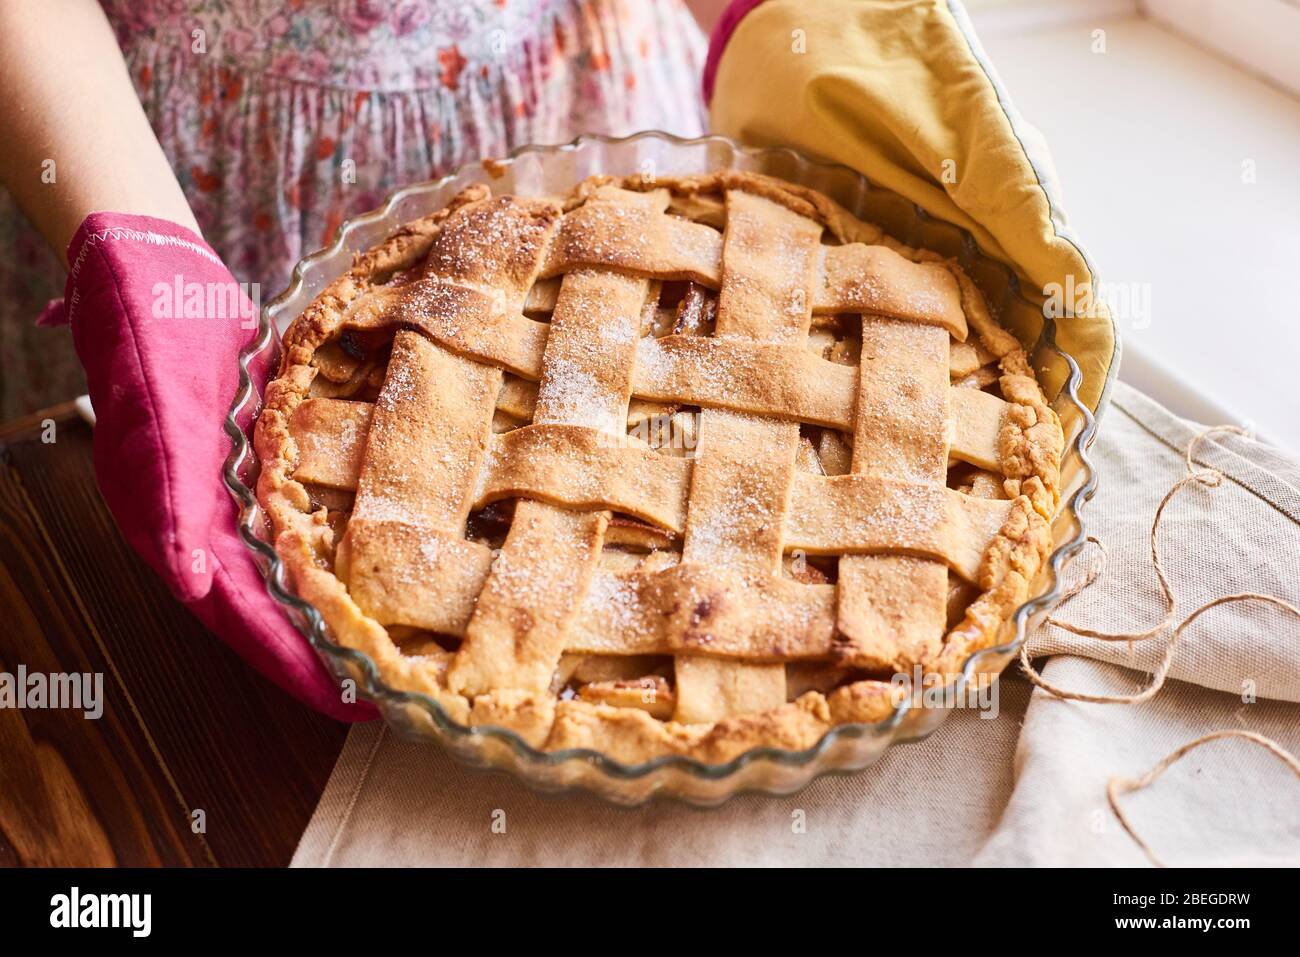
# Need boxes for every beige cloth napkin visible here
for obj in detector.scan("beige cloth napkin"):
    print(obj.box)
[292,382,1300,867]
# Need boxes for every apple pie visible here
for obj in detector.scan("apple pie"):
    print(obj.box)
[254,170,1063,764]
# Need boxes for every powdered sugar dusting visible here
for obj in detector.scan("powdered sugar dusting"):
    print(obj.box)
[535,355,622,434]
[584,570,641,634]
[376,352,418,411]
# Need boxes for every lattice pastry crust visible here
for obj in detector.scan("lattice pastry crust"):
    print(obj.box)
[255,170,1063,763]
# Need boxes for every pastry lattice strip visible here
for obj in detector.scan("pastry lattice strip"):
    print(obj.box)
[297,405,1007,573]
[671,190,824,722]
[835,316,951,670]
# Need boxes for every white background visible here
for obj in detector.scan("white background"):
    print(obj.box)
[968,0,1300,452]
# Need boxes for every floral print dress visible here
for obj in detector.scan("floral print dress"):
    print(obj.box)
[0,0,706,418]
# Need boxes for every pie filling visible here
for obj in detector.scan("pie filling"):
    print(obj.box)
[256,171,1063,762]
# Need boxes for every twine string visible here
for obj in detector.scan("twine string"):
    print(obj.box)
[1017,424,1300,863]
[1019,425,1296,703]
[1107,730,1300,868]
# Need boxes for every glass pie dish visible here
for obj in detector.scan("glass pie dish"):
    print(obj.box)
[223,131,1114,805]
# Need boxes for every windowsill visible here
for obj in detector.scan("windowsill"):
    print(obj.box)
[971,14,1300,452]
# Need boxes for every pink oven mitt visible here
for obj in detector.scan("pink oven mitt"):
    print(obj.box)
[41,212,374,722]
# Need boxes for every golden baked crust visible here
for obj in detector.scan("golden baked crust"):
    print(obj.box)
[253,170,1063,764]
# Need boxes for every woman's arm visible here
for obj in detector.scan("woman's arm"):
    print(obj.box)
[0,0,199,263]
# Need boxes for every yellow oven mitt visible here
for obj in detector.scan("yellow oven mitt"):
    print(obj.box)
[708,0,1117,412]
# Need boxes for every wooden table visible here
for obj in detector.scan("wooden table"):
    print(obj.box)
[0,402,348,866]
